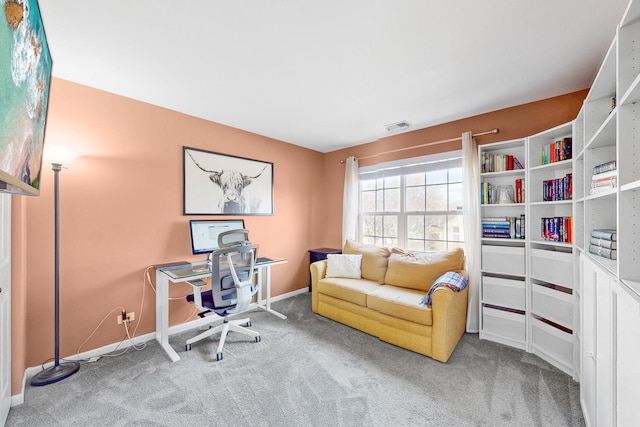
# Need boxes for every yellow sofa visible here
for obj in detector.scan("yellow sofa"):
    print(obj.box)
[311,240,468,362]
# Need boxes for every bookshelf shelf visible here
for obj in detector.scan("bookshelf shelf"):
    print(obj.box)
[580,4,640,423]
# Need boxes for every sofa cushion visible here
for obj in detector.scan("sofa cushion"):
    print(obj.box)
[384,247,465,292]
[325,254,362,279]
[367,285,432,326]
[343,239,390,284]
[317,277,380,307]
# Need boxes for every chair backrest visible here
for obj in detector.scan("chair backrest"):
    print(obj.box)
[208,229,258,315]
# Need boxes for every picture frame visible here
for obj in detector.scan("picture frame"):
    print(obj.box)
[0,0,52,196]
[183,146,274,215]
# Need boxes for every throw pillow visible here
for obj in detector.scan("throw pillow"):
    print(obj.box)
[325,254,363,279]
[384,247,465,291]
[343,239,390,284]
[419,271,469,306]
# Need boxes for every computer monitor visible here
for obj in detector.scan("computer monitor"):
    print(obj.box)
[189,219,245,255]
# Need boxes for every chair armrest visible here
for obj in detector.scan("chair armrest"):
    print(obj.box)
[430,285,468,363]
[310,260,327,313]
[186,279,208,310]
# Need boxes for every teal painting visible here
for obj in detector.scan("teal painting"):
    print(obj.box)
[0,0,51,195]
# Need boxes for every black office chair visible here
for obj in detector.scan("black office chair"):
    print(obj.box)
[185,229,261,361]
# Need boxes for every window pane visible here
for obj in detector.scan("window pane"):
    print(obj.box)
[449,183,463,211]
[383,216,398,239]
[361,179,376,191]
[361,215,375,237]
[385,176,400,188]
[426,215,446,240]
[449,167,462,183]
[407,215,425,239]
[384,188,401,212]
[426,241,447,252]
[361,191,376,212]
[427,169,447,184]
[426,184,447,211]
[375,190,385,212]
[448,215,464,242]
[406,172,425,186]
[406,186,425,211]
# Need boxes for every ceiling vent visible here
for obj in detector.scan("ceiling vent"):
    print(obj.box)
[385,120,410,133]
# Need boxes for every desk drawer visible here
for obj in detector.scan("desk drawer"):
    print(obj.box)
[482,245,525,276]
[482,276,525,310]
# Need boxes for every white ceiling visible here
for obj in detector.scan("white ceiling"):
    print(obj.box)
[38,0,629,153]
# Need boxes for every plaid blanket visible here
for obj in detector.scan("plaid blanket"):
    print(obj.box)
[419,272,468,307]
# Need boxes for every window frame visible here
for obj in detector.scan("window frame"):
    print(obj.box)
[358,151,464,251]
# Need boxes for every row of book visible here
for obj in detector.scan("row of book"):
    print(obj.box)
[540,216,572,243]
[481,153,524,173]
[590,166,617,196]
[482,216,526,239]
[589,229,617,260]
[543,173,572,201]
[541,138,572,165]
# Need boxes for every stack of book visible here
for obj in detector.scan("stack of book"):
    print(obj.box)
[543,173,572,201]
[540,216,572,243]
[481,153,524,173]
[590,160,617,196]
[541,137,572,165]
[589,229,617,260]
[482,216,525,239]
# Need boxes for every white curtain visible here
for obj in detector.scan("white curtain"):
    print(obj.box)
[342,156,359,247]
[462,132,481,332]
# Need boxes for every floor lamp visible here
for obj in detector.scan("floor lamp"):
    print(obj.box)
[31,145,82,387]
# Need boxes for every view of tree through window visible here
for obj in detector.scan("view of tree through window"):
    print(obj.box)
[359,155,464,251]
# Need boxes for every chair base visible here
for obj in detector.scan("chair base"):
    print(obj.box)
[185,316,260,360]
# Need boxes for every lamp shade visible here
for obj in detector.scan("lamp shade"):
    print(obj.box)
[43,144,82,166]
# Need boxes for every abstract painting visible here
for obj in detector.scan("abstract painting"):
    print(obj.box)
[0,0,52,196]
[183,146,274,215]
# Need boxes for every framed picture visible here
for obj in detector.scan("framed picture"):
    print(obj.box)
[0,0,52,196]
[183,146,274,215]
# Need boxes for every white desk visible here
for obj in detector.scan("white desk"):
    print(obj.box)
[155,257,287,362]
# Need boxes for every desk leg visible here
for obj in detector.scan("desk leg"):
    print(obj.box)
[155,272,181,362]
[255,264,287,319]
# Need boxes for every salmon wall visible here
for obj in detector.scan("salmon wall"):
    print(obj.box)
[11,78,325,391]
[319,90,588,247]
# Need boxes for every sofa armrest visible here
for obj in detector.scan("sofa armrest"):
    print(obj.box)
[430,285,468,362]
[310,260,327,313]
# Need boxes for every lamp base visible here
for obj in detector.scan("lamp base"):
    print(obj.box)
[30,361,80,386]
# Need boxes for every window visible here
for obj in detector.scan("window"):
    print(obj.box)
[359,152,464,252]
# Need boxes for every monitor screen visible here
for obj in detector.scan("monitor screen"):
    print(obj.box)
[189,219,245,255]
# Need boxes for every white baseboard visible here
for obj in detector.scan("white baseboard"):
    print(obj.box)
[11,287,308,406]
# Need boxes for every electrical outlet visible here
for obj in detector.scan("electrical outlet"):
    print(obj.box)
[117,311,135,324]
[117,314,124,324]
[125,312,135,322]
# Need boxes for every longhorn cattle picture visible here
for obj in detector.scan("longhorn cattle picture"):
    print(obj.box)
[183,147,274,215]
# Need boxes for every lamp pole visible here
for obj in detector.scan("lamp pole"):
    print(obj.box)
[31,161,81,386]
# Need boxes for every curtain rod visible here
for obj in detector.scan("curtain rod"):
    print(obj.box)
[340,128,499,163]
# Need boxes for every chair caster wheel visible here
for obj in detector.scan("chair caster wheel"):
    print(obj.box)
[216,353,223,361]
[255,336,261,343]
[185,344,192,351]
